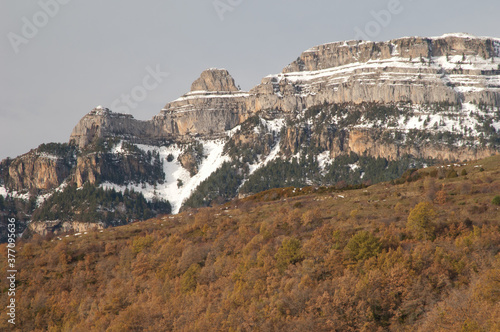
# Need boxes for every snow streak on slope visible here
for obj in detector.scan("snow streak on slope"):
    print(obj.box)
[0,186,30,201]
[102,139,229,214]
[35,181,69,207]
[247,117,286,175]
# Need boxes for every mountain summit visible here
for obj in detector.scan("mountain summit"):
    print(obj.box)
[190,69,240,92]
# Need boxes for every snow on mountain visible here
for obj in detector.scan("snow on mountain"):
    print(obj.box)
[0,186,30,201]
[0,186,7,198]
[101,139,221,214]
[271,54,500,98]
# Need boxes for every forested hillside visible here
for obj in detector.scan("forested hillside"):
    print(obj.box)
[1,155,499,331]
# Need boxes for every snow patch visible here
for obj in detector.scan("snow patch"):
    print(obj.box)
[317,151,331,170]
[0,186,7,198]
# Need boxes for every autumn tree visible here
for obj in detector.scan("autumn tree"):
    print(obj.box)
[407,202,437,240]
[344,231,382,262]
[275,237,303,272]
[435,187,448,205]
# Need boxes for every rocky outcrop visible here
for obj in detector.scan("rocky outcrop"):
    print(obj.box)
[284,34,498,73]
[28,220,104,236]
[2,152,73,192]
[74,154,100,187]
[69,107,155,149]
[70,73,252,148]
[73,151,164,187]
[178,151,199,176]
[157,69,252,136]
[190,69,239,92]
[346,129,497,161]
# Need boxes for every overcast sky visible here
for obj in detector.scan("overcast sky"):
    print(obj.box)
[1,0,499,160]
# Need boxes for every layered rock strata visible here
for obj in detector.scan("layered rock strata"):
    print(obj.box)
[70,34,500,150]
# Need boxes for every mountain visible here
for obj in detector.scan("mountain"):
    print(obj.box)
[1,33,500,237]
[1,154,499,330]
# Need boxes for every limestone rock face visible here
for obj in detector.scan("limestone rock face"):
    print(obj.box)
[3,152,72,192]
[28,220,104,236]
[257,34,500,112]
[74,154,101,187]
[69,107,154,149]
[73,151,164,187]
[190,69,239,92]
[346,129,497,161]
[157,69,251,136]
[283,35,498,73]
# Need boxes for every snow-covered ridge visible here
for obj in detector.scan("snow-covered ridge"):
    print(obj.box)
[88,106,133,118]
[279,55,500,83]
[269,52,500,100]
[304,33,500,53]
[431,33,500,41]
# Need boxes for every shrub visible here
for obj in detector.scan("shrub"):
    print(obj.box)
[344,231,381,262]
[407,202,437,240]
[492,195,500,206]
[446,169,458,178]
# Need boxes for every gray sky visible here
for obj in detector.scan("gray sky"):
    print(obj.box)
[1,0,499,160]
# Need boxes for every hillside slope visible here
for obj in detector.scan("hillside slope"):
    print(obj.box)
[2,155,499,331]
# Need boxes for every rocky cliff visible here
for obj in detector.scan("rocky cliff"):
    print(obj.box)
[69,34,500,151]
[6,154,71,192]
[0,144,76,193]
[255,34,500,111]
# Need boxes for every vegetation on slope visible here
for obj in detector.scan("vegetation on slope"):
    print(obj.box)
[32,183,171,225]
[0,156,499,331]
